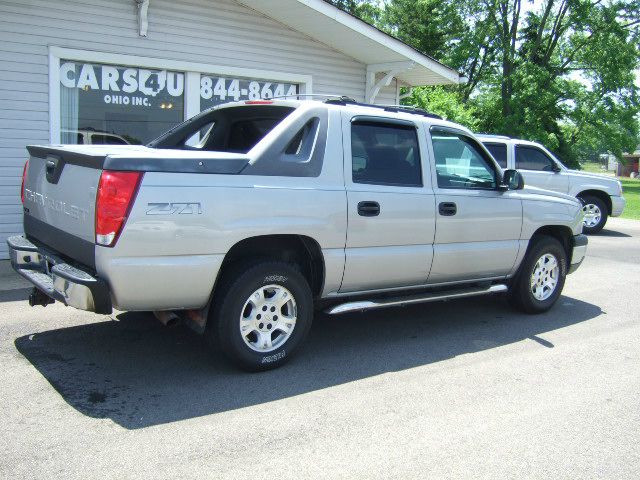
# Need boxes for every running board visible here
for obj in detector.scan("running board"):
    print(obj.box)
[325,284,508,315]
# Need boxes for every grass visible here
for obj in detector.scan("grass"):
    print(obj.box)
[579,162,639,220]
[579,161,615,176]
[619,177,640,220]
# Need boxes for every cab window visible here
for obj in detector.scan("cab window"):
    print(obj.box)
[431,129,497,190]
[515,145,556,171]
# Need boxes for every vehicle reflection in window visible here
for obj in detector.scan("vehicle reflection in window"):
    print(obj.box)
[431,129,497,190]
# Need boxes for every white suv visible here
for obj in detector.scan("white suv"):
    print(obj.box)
[478,135,625,234]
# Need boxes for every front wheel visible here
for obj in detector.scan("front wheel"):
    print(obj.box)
[508,236,567,314]
[578,194,608,234]
[207,261,313,371]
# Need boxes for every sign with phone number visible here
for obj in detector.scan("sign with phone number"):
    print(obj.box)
[200,76,298,109]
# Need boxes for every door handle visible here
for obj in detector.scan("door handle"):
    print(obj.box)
[45,158,60,184]
[357,201,380,217]
[438,202,457,216]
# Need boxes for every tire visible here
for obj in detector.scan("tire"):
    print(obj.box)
[207,260,313,371]
[508,235,567,314]
[578,194,608,234]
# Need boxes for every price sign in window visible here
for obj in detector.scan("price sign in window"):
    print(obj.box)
[59,61,185,145]
[200,75,298,110]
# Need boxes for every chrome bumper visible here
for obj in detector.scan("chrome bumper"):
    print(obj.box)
[7,235,112,314]
[611,195,626,217]
[568,234,588,274]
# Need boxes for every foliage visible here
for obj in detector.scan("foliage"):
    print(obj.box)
[327,0,640,168]
[405,86,480,130]
[327,0,382,25]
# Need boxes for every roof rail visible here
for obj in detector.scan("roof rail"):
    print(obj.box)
[477,133,511,139]
[323,98,442,120]
[270,94,357,102]
[266,94,443,120]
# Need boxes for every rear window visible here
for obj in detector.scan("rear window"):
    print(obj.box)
[149,105,294,153]
[227,118,284,153]
[91,134,128,145]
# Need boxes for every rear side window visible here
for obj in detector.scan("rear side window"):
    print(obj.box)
[515,145,556,171]
[483,142,508,168]
[241,108,328,177]
[351,120,422,187]
[283,118,320,161]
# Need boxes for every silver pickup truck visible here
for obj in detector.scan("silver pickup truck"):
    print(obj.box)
[9,98,587,370]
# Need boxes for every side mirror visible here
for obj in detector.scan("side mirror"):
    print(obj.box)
[552,163,562,173]
[501,169,525,190]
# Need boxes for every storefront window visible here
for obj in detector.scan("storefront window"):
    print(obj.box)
[200,75,298,111]
[59,61,185,145]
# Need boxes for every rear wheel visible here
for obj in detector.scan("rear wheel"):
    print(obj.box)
[207,260,313,371]
[578,194,608,234]
[508,236,567,314]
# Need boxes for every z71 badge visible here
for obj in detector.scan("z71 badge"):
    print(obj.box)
[146,202,202,215]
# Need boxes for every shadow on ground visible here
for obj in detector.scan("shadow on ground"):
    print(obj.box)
[0,288,31,303]
[15,295,601,429]
[596,228,632,238]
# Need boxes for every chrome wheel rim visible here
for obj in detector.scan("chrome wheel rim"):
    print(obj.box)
[239,284,297,353]
[530,253,559,301]
[582,203,602,228]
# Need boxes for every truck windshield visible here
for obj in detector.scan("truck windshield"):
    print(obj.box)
[147,105,295,154]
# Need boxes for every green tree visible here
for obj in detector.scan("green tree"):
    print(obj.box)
[326,0,382,25]
[335,0,640,168]
[405,86,480,130]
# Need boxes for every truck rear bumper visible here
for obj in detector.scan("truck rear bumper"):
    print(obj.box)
[611,195,625,217]
[568,234,588,274]
[7,235,112,314]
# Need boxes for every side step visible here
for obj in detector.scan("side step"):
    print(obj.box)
[325,284,508,315]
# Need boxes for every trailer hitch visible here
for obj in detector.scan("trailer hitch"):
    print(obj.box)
[28,288,55,307]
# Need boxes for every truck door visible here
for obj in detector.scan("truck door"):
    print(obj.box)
[428,127,522,284]
[339,113,436,293]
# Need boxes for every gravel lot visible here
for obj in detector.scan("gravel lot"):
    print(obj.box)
[1,218,639,479]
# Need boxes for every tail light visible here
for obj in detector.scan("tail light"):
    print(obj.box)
[20,160,28,203]
[245,100,273,104]
[95,171,142,247]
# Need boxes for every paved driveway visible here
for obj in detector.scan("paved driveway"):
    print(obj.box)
[1,218,639,479]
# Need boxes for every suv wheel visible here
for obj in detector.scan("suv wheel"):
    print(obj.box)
[578,194,608,234]
[207,261,313,371]
[508,236,567,314]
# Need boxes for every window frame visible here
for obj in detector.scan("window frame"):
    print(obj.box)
[429,126,500,192]
[515,144,558,172]
[350,116,424,188]
[48,46,312,144]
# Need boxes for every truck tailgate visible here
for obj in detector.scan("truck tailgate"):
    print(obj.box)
[23,146,104,267]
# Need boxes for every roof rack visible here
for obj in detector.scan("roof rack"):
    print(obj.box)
[323,97,442,120]
[476,133,511,139]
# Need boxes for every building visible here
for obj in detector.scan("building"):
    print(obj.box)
[0,0,463,259]
[619,147,640,177]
